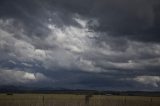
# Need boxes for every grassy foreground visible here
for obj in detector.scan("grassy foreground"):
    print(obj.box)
[0,94,160,106]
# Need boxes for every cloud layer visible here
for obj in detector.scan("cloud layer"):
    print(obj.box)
[0,0,160,90]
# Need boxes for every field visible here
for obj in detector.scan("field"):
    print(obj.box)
[0,94,160,106]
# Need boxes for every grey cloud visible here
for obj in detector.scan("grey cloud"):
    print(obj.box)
[121,75,160,90]
[1,0,160,42]
[1,16,160,90]
[133,76,160,87]
[1,0,160,90]
[0,68,51,85]
[44,0,160,42]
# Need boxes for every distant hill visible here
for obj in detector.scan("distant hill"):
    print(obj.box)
[0,85,160,96]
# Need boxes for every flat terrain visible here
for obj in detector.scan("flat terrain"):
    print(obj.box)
[0,94,160,106]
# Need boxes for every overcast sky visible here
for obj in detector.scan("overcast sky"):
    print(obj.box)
[0,0,160,91]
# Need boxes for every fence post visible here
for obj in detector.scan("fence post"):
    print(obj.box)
[124,96,126,105]
[85,94,93,106]
[43,96,45,106]
[150,98,152,106]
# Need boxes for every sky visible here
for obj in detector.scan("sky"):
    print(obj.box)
[0,0,160,91]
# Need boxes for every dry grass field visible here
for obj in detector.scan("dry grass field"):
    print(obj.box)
[0,94,160,106]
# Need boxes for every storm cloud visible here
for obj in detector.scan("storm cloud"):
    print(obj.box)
[0,0,160,91]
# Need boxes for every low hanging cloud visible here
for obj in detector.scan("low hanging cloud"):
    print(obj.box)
[133,76,160,87]
[0,69,50,85]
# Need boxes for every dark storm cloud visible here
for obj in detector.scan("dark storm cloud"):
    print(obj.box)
[1,0,160,42]
[0,0,160,91]
[46,0,160,42]
[0,0,80,37]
